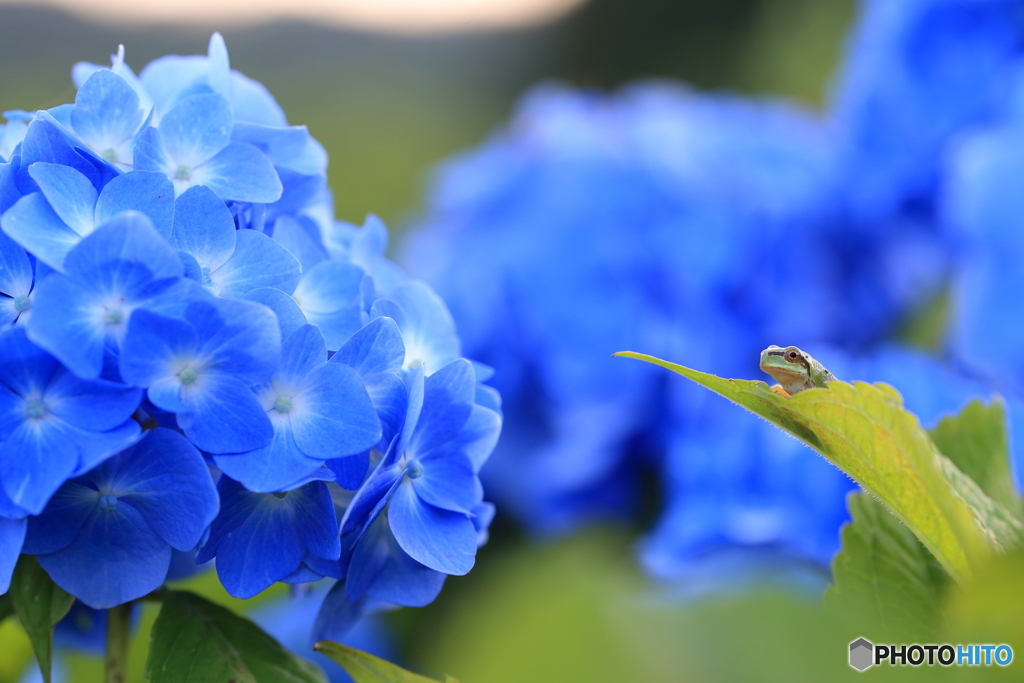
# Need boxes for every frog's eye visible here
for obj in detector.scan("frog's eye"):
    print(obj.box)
[786,350,800,362]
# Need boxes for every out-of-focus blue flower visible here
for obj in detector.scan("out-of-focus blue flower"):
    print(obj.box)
[0,326,140,515]
[196,478,339,599]
[24,428,218,608]
[120,294,281,453]
[25,213,181,380]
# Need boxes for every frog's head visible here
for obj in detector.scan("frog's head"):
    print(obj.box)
[759,345,812,386]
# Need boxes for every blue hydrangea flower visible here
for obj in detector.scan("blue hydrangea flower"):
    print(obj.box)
[120,294,281,453]
[196,477,339,599]
[0,230,35,326]
[0,326,141,516]
[25,212,182,380]
[24,428,218,607]
[0,514,26,594]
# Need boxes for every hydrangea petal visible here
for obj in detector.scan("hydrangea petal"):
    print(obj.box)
[192,142,283,203]
[44,372,141,431]
[364,523,446,607]
[206,33,232,101]
[214,415,323,493]
[0,516,26,594]
[0,230,31,297]
[111,429,218,551]
[189,297,281,384]
[312,580,367,643]
[178,373,273,453]
[1,192,83,271]
[271,215,326,272]
[159,93,232,168]
[20,114,106,191]
[241,287,308,340]
[211,228,300,296]
[290,482,340,561]
[412,452,481,514]
[387,481,477,575]
[291,363,381,459]
[386,282,461,373]
[22,481,97,555]
[93,171,175,238]
[37,502,172,608]
[66,211,182,281]
[27,162,97,236]
[332,316,404,378]
[327,452,369,490]
[120,309,198,388]
[168,185,235,271]
[71,70,143,152]
[133,127,173,178]
[1,417,80,515]
[412,359,475,454]
[71,419,142,478]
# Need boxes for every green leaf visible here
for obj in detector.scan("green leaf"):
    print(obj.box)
[0,593,13,624]
[614,352,1024,584]
[314,641,456,683]
[929,398,1022,519]
[824,492,948,641]
[146,590,328,683]
[9,555,75,683]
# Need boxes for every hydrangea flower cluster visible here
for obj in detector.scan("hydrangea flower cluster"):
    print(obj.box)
[402,0,1024,582]
[0,35,501,635]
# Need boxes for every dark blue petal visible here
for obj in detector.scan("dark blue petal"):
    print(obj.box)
[20,114,105,190]
[387,481,476,575]
[291,363,381,460]
[289,482,341,561]
[312,580,367,643]
[0,516,26,594]
[110,429,218,552]
[338,444,403,537]
[0,326,58,398]
[327,452,370,490]
[37,502,172,608]
[214,418,323,493]
[1,418,80,515]
[365,372,408,452]
[211,228,300,296]
[193,142,283,203]
[27,162,96,236]
[169,185,235,272]
[363,521,446,607]
[70,419,142,478]
[178,373,273,453]
[331,317,404,378]
[44,371,141,432]
[1,191,83,271]
[190,297,281,385]
[22,481,97,555]
[94,171,175,238]
[71,70,143,152]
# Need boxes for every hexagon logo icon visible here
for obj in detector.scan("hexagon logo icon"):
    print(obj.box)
[850,638,874,671]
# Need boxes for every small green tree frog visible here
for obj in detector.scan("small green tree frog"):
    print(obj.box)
[759,345,836,397]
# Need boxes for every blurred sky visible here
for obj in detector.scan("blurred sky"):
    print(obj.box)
[0,0,587,32]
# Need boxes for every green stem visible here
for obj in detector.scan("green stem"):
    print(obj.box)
[105,602,132,683]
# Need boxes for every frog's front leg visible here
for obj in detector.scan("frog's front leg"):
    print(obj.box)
[769,384,792,398]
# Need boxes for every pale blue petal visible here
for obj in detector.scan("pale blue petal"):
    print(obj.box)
[110,429,218,551]
[293,259,364,315]
[192,142,283,203]
[211,228,300,296]
[138,55,207,115]
[190,297,280,384]
[331,316,404,378]
[240,286,308,340]
[147,375,186,412]
[71,70,143,151]
[20,114,107,190]
[366,373,409,451]
[397,367,425,458]
[133,127,173,177]
[159,93,232,168]
[390,282,461,373]
[214,418,323,493]
[44,371,141,431]
[169,184,235,271]
[206,33,232,101]
[0,229,32,297]
[387,481,476,575]
[27,162,96,236]
[229,73,286,127]
[0,298,18,326]
[120,309,198,388]
[424,404,502,473]
[178,373,273,453]
[291,363,381,459]
[66,211,182,281]
[0,516,26,593]
[25,273,107,378]
[271,215,326,272]
[1,192,83,271]
[37,502,172,608]
[277,324,326,388]
[94,170,175,238]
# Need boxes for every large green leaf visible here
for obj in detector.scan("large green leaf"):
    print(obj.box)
[614,352,1024,584]
[929,398,1022,519]
[314,641,458,683]
[0,593,13,624]
[147,590,328,683]
[9,555,75,683]
[824,492,948,641]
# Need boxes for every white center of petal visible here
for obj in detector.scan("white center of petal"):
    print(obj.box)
[23,397,48,420]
